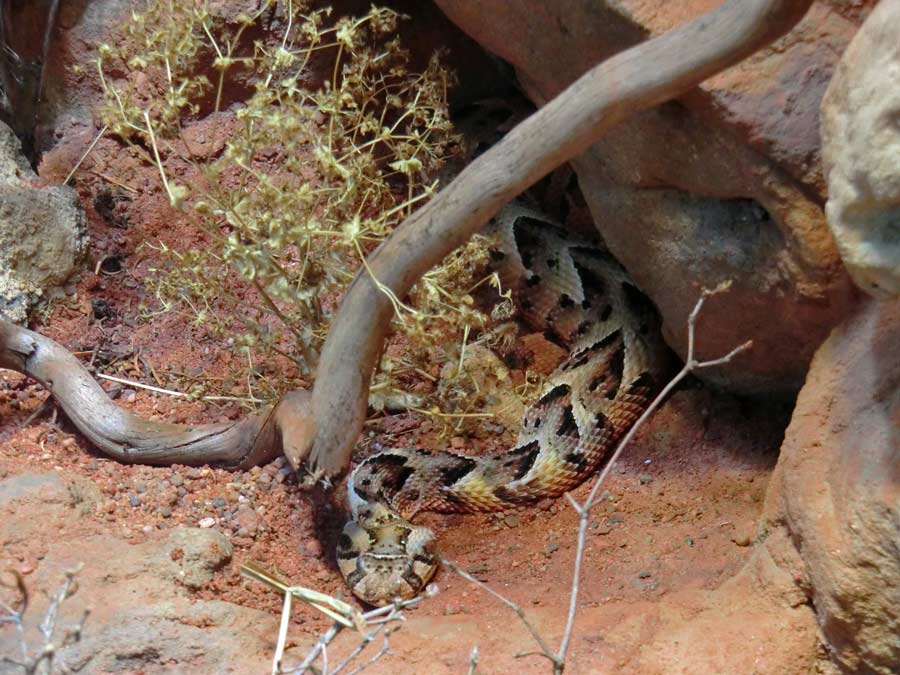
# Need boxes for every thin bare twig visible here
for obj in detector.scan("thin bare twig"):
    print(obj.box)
[467,646,479,675]
[448,284,752,673]
[0,566,88,675]
[63,124,108,186]
[441,559,559,669]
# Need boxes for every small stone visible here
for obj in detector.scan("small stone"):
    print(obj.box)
[211,497,227,508]
[159,507,172,518]
[135,483,147,494]
[122,389,136,403]
[128,493,141,507]
[638,473,653,485]
[450,436,466,450]
[731,522,756,547]
[234,505,260,537]
[198,517,216,528]
[504,514,521,528]
[545,542,559,557]
[637,570,652,579]
[537,498,553,511]
[171,473,184,487]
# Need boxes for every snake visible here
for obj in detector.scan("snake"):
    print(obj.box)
[337,202,667,606]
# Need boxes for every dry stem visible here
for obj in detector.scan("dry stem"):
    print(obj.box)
[447,285,752,673]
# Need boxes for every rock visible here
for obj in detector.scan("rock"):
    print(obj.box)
[433,0,862,394]
[821,0,900,297]
[165,528,233,590]
[763,298,900,672]
[0,121,87,323]
[233,504,260,537]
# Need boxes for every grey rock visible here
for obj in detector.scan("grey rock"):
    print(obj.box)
[0,121,86,323]
[821,0,900,297]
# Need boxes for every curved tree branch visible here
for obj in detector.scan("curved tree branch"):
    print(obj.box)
[0,319,313,468]
[301,0,814,477]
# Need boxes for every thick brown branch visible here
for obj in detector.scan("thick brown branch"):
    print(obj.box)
[302,0,814,477]
[0,319,313,469]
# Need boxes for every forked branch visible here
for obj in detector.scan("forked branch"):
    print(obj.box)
[447,284,752,673]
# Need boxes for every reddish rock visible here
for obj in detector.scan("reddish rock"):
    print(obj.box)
[763,298,900,672]
[433,0,868,394]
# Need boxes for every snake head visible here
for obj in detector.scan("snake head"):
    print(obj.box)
[336,516,437,607]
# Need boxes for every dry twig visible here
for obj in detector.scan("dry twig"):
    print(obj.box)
[241,561,435,675]
[0,566,89,675]
[446,284,752,673]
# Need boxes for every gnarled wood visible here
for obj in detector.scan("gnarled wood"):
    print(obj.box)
[302,0,814,478]
[0,319,313,468]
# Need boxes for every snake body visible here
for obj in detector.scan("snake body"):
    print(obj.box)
[338,203,666,606]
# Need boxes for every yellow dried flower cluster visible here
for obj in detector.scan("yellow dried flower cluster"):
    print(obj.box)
[94,0,506,426]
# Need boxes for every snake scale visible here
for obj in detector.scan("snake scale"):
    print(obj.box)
[338,202,667,606]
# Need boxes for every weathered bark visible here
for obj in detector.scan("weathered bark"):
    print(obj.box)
[0,319,313,468]
[1,0,812,476]
[301,0,815,478]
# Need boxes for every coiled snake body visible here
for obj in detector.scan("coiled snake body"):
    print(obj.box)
[338,204,666,606]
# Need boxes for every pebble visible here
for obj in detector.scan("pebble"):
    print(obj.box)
[638,473,653,485]
[171,473,184,487]
[304,539,323,557]
[122,389,137,403]
[159,507,172,518]
[731,522,755,547]
[450,436,466,449]
[637,570,652,579]
[234,505,260,536]
[211,497,227,509]
[504,514,521,528]
[545,542,559,557]
[198,517,216,528]
[128,493,141,507]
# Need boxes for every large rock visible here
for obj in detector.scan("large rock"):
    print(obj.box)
[821,0,900,297]
[762,298,900,672]
[433,0,865,395]
[0,121,86,323]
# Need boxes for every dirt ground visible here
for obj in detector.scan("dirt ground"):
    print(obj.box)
[0,110,801,674]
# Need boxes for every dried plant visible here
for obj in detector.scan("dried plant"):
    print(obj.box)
[93,0,504,421]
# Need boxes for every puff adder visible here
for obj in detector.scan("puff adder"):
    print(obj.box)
[338,203,666,606]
